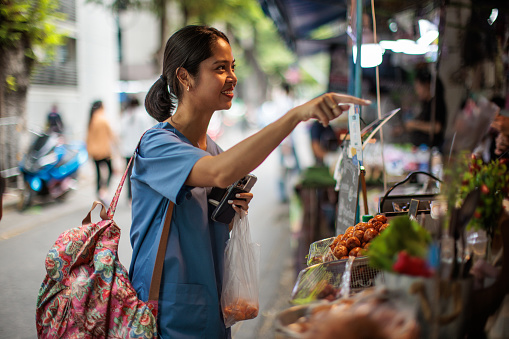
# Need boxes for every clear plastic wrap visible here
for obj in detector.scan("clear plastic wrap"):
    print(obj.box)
[307,237,336,266]
[291,258,382,304]
[221,211,260,328]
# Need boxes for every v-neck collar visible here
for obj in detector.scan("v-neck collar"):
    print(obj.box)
[161,122,209,151]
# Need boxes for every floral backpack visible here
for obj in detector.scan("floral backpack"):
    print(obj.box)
[35,155,174,338]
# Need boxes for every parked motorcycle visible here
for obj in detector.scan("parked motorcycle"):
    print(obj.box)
[18,131,88,210]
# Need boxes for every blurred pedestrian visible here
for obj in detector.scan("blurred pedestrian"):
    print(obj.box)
[46,104,64,134]
[404,64,447,151]
[86,100,115,201]
[129,24,369,339]
[277,83,301,203]
[120,97,155,202]
[310,120,339,166]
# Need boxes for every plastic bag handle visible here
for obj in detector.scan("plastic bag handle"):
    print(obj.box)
[378,171,442,214]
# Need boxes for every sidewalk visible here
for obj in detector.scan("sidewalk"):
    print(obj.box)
[1,151,299,339]
[0,162,101,240]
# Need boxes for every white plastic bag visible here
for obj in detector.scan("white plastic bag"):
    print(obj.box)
[221,211,260,328]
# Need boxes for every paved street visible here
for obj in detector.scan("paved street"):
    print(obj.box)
[0,126,300,339]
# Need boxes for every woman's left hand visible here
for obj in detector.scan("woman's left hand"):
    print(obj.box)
[229,192,253,214]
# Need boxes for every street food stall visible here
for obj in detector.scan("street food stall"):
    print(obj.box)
[259,0,509,338]
[276,156,509,338]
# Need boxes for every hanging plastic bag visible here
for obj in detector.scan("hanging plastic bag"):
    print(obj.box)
[221,210,260,328]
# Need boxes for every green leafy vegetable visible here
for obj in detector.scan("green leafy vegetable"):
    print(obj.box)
[366,216,431,272]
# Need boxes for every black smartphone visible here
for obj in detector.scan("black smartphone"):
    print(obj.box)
[208,174,257,224]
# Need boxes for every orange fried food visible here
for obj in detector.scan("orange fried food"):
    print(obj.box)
[349,247,363,257]
[369,220,383,231]
[355,222,370,231]
[342,232,353,241]
[363,228,378,243]
[223,299,259,322]
[330,235,342,250]
[379,223,389,232]
[372,214,387,223]
[345,237,361,250]
[353,230,365,242]
[333,245,349,259]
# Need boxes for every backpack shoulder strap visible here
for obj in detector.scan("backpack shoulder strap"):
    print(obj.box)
[104,126,174,303]
[148,200,174,303]
[106,128,153,219]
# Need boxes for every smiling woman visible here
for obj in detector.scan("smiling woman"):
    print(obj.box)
[129,25,370,338]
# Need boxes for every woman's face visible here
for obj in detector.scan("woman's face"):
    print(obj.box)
[190,38,237,112]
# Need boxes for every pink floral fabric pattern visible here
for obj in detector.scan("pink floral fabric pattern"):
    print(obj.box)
[36,155,158,338]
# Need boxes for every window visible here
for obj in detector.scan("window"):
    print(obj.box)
[31,37,78,86]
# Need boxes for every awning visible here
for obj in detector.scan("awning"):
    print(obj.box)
[259,0,349,56]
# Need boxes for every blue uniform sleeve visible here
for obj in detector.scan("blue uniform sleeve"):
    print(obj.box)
[133,128,210,204]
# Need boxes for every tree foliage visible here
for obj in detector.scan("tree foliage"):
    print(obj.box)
[89,0,296,83]
[0,0,66,62]
[186,0,296,82]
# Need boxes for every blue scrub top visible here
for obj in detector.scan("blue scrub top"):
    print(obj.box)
[128,122,231,339]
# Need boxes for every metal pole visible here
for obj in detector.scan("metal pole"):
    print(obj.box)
[355,0,363,101]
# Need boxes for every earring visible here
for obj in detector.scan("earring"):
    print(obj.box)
[187,86,190,92]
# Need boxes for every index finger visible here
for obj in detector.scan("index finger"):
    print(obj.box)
[234,192,253,199]
[331,93,371,106]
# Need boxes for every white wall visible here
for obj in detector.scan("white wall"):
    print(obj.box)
[120,10,159,71]
[26,0,120,144]
[77,1,120,136]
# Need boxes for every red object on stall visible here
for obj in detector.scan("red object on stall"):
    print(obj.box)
[392,251,433,277]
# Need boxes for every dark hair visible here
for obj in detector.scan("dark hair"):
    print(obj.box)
[144,25,229,122]
[128,97,140,108]
[413,64,445,101]
[414,64,432,85]
[88,100,103,128]
[491,95,506,109]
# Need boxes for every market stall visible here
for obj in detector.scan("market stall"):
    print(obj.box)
[258,0,509,337]
[276,158,509,338]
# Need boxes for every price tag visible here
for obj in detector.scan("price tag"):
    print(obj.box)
[348,105,363,167]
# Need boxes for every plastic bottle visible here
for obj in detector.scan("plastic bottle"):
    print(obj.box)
[417,144,429,172]
[362,215,373,222]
